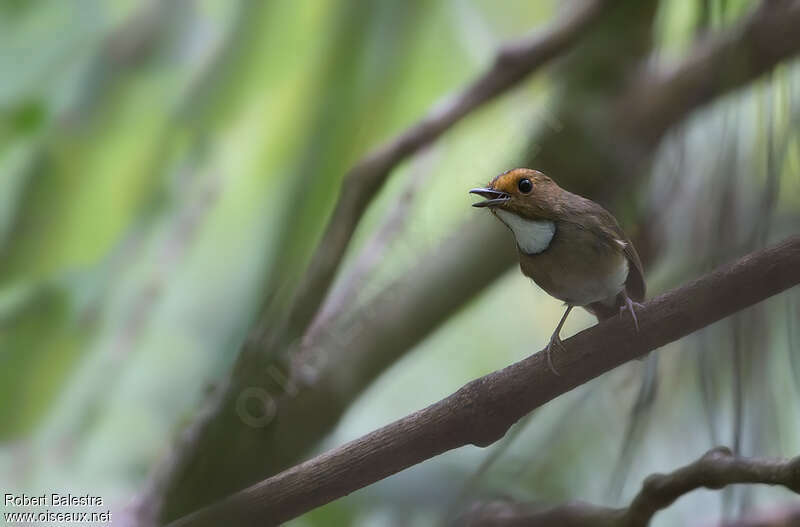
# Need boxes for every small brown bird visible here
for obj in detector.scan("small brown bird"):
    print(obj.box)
[470,168,645,374]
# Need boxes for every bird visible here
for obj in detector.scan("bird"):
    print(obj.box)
[469,168,645,374]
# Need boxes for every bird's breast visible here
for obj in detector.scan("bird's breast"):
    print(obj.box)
[516,221,628,307]
[493,209,555,254]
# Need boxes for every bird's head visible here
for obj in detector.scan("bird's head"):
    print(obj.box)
[469,168,563,219]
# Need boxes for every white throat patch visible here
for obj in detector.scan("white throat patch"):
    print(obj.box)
[494,209,555,254]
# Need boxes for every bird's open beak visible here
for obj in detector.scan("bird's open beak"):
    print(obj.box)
[469,187,510,208]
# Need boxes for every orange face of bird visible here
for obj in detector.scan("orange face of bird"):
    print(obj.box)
[469,168,562,219]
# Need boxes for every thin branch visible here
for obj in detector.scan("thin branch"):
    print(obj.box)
[457,447,800,527]
[301,146,438,348]
[285,0,608,336]
[169,236,800,526]
[458,500,619,527]
[622,0,800,144]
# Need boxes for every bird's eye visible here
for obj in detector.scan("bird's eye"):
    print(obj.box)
[518,178,532,193]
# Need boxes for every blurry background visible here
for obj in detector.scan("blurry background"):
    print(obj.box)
[1,0,799,526]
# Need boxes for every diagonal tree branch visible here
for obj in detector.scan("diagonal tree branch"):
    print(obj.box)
[285,0,608,337]
[458,447,800,527]
[621,0,800,145]
[302,146,438,348]
[169,236,800,526]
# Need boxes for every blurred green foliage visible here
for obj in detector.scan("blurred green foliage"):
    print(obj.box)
[0,1,798,526]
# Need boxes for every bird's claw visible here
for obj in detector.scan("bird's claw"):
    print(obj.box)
[546,334,565,376]
[620,297,645,333]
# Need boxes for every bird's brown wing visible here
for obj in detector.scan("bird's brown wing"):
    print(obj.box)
[563,197,646,302]
[620,237,646,301]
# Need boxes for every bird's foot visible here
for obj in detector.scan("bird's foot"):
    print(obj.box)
[620,296,645,332]
[546,333,565,376]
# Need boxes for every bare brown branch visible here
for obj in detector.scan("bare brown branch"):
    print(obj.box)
[169,237,800,527]
[623,446,800,526]
[302,147,438,348]
[622,0,800,144]
[458,447,800,527]
[459,500,618,527]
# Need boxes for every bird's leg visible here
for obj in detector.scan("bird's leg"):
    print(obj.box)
[545,305,573,376]
[620,293,644,332]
